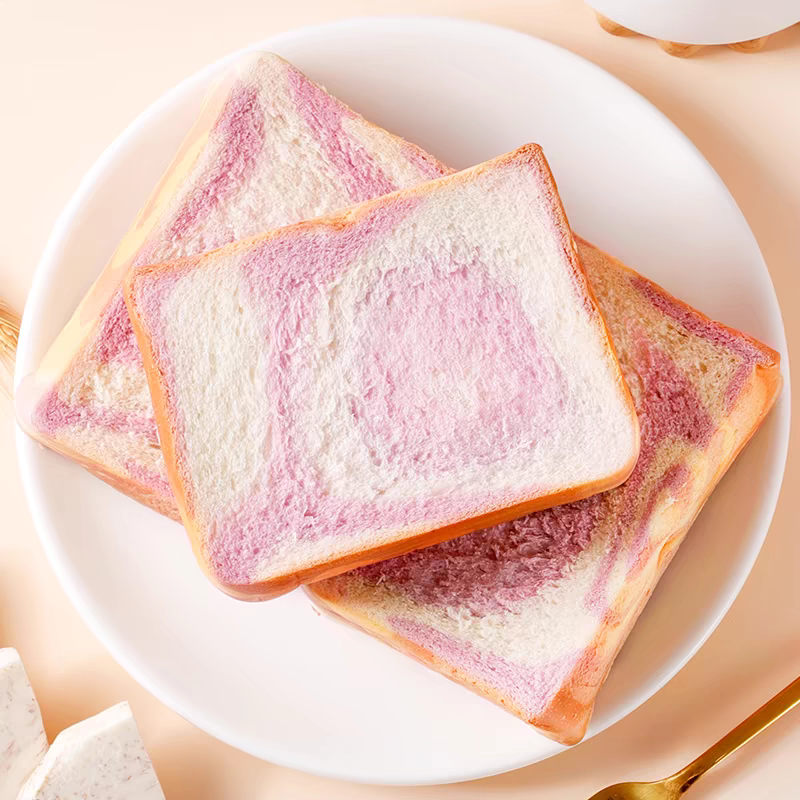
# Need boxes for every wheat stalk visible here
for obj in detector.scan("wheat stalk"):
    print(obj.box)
[0,298,21,400]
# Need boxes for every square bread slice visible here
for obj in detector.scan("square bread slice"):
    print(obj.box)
[309,238,781,744]
[16,52,451,519]
[125,145,640,599]
[0,648,48,800]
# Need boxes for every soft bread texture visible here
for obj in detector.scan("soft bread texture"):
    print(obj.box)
[0,649,48,800]
[125,145,639,600]
[310,239,782,745]
[16,52,451,518]
[17,702,164,800]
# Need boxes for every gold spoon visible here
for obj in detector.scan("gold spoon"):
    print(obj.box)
[588,675,800,800]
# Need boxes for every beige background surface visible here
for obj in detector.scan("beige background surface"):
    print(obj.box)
[0,1,798,797]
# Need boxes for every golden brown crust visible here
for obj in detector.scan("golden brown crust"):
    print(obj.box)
[575,237,781,369]
[13,424,181,521]
[126,145,640,600]
[309,585,538,728]
[532,162,641,467]
[125,285,205,543]
[16,60,243,515]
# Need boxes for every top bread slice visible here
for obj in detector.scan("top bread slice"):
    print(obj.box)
[125,144,640,599]
[16,52,451,519]
[310,238,782,744]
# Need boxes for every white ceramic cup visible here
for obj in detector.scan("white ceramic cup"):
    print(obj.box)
[586,0,800,44]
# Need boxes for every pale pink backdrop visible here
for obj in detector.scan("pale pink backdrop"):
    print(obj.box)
[0,1,798,798]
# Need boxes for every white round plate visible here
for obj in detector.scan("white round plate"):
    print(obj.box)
[586,0,799,45]
[16,16,790,786]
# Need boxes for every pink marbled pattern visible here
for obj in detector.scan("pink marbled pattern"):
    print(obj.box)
[724,362,755,410]
[312,247,779,737]
[357,496,603,616]
[584,330,714,599]
[631,274,773,412]
[626,461,690,572]
[285,63,397,202]
[350,262,561,477]
[93,290,143,366]
[629,332,715,450]
[164,82,265,244]
[373,324,711,614]
[32,385,158,442]
[389,616,581,716]
[32,79,266,450]
[399,142,452,181]
[352,325,714,618]
[123,461,172,497]
[190,198,559,585]
[32,289,157,450]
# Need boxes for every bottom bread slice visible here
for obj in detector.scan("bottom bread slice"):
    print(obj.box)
[309,238,782,745]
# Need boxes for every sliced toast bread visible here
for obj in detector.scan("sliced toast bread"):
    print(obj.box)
[125,146,640,599]
[16,52,451,518]
[310,238,782,744]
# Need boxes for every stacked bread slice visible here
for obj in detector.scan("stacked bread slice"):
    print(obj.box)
[18,53,782,743]
[125,144,639,598]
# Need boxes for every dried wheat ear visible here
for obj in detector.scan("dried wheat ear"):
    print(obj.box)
[0,299,20,400]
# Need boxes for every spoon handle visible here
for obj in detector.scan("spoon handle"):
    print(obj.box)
[671,675,800,793]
